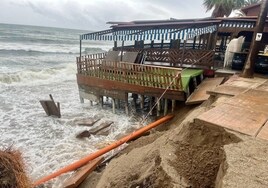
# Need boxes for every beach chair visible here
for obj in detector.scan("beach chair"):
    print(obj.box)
[104,51,120,62]
[122,51,146,64]
[122,51,139,63]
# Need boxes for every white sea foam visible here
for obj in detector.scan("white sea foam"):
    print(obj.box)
[0,23,144,187]
[0,79,143,185]
[0,63,76,85]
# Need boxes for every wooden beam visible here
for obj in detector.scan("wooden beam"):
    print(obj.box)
[77,75,185,101]
[62,157,104,188]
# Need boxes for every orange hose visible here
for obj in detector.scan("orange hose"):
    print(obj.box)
[33,114,174,186]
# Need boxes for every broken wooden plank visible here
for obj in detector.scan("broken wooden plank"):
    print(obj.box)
[76,121,114,138]
[89,121,113,134]
[40,101,50,116]
[40,94,61,118]
[186,77,224,105]
[195,103,268,136]
[76,118,100,126]
[96,127,110,136]
[62,157,104,188]
[206,85,248,97]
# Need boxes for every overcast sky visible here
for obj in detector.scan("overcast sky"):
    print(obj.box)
[0,0,211,31]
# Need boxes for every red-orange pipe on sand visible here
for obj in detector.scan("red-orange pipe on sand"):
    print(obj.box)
[33,114,174,186]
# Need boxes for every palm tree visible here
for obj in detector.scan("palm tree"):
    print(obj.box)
[203,0,261,17]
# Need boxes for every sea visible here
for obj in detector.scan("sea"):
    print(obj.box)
[0,23,144,186]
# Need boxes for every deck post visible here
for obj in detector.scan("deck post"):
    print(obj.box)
[193,36,196,49]
[112,98,116,114]
[164,99,168,116]
[157,98,161,117]
[140,95,144,110]
[90,100,93,106]
[172,100,176,113]
[193,77,197,88]
[125,93,129,115]
[120,41,124,61]
[100,96,104,108]
[79,96,84,103]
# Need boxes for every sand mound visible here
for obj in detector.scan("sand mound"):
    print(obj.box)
[91,102,241,188]
[0,148,31,188]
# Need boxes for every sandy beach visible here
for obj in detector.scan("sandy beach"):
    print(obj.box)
[77,93,268,188]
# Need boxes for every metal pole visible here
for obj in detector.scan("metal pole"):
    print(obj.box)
[80,39,82,57]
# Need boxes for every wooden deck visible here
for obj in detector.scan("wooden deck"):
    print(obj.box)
[77,58,185,101]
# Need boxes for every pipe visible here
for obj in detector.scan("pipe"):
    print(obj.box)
[33,114,174,186]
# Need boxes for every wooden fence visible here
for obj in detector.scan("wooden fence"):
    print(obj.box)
[77,57,183,91]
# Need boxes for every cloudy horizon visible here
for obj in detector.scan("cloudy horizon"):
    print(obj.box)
[1,0,211,31]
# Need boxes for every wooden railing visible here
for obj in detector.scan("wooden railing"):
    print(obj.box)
[113,48,214,68]
[79,52,106,62]
[77,57,183,91]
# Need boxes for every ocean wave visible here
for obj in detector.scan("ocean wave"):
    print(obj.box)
[0,36,78,45]
[0,64,77,85]
[0,49,77,55]
[0,46,108,55]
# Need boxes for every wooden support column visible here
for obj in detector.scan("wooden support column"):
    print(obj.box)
[161,39,164,49]
[202,34,206,49]
[192,36,196,49]
[171,100,176,113]
[80,96,84,103]
[114,41,117,49]
[212,32,218,50]
[207,33,213,50]
[125,93,129,115]
[112,98,116,114]
[151,40,154,48]
[164,99,168,116]
[193,77,197,88]
[100,96,103,108]
[157,98,161,117]
[120,41,124,61]
[198,35,202,49]
[181,40,186,67]
[140,95,144,110]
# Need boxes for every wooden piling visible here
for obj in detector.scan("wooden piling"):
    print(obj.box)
[112,98,116,114]
[172,100,176,113]
[157,98,161,117]
[100,96,103,108]
[80,96,84,103]
[125,93,129,115]
[164,99,168,116]
[140,95,144,110]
